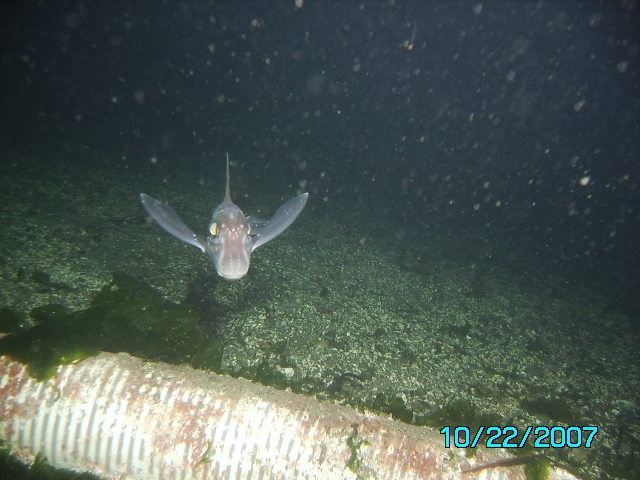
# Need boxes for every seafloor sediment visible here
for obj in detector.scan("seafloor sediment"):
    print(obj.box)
[0,154,638,479]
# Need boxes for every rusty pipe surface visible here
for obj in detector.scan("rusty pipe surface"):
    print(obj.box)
[0,353,579,479]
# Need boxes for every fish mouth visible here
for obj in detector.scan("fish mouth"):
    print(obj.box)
[219,270,248,280]
[216,263,250,280]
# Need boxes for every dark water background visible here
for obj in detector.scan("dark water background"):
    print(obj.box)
[2,1,639,279]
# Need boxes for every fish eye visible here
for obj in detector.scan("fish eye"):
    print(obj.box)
[209,222,218,236]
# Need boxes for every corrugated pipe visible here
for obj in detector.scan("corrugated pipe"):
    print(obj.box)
[1,352,580,479]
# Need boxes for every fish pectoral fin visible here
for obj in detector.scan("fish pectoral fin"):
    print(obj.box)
[251,192,308,251]
[140,193,206,253]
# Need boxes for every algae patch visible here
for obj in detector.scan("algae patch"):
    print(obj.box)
[0,273,222,379]
[346,425,370,477]
[417,398,503,432]
[371,393,414,423]
[524,456,551,480]
[0,443,100,480]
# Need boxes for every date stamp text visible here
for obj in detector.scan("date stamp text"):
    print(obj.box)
[439,425,598,449]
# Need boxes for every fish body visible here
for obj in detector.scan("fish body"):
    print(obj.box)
[140,154,308,279]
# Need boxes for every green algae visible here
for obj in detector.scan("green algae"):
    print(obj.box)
[416,398,504,458]
[0,442,100,480]
[0,273,222,379]
[417,398,502,431]
[239,359,291,390]
[524,455,551,480]
[371,393,414,423]
[346,425,370,477]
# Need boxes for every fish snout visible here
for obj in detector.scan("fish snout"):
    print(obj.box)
[216,259,250,280]
[207,234,252,280]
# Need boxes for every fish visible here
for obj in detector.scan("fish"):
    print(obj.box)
[140,154,308,279]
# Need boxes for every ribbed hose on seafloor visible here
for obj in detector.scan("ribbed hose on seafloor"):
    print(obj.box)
[0,353,579,479]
